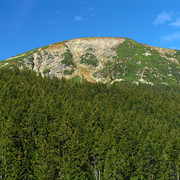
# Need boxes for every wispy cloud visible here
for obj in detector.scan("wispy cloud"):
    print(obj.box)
[55,11,67,18]
[47,18,55,24]
[162,32,180,41]
[74,15,83,21]
[87,7,94,12]
[56,11,61,15]
[74,15,88,21]
[82,0,88,4]
[154,11,173,25]
[170,18,180,27]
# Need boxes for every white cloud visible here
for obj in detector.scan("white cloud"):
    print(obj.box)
[154,11,172,25]
[74,15,83,21]
[74,15,88,21]
[170,18,180,27]
[162,32,180,41]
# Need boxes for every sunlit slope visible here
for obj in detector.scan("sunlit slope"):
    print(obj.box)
[0,37,179,85]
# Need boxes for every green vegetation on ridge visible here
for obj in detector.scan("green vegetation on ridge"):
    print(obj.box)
[61,48,75,67]
[98,39,179,85]
[0,48,38,68]
[80,52,99,67]
[0,37,179,85]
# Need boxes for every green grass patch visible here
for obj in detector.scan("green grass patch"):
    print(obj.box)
[0,48,39,68]
[41,45,50,50]
[61,48,76,67]
[80,53,98,67]
[71,75,81,82]
[43,69,51,74]
[64,69,74,75]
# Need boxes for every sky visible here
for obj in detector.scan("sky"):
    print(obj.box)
[1,0,180,60]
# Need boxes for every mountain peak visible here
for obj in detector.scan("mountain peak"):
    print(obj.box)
[0,37,179,85]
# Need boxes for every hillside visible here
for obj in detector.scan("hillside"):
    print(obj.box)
[0,68,179,179]
[0,37,179,85]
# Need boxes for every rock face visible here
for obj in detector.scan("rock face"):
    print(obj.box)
[0,37,180,85]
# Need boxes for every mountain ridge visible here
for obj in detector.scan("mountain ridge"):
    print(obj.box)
[0,37,179,85]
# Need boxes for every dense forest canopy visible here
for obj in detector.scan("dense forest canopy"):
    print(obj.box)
[0,68,179,179]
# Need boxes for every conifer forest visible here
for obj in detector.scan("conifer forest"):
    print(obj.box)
[0,68,179,179]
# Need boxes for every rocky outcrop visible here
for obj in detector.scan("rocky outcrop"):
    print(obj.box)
[0,37,179,85]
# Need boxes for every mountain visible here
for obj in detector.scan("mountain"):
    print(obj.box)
[0,38,180,179]
[0,37,180,85]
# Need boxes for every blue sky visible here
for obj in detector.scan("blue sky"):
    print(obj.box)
[1,0,180,60]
